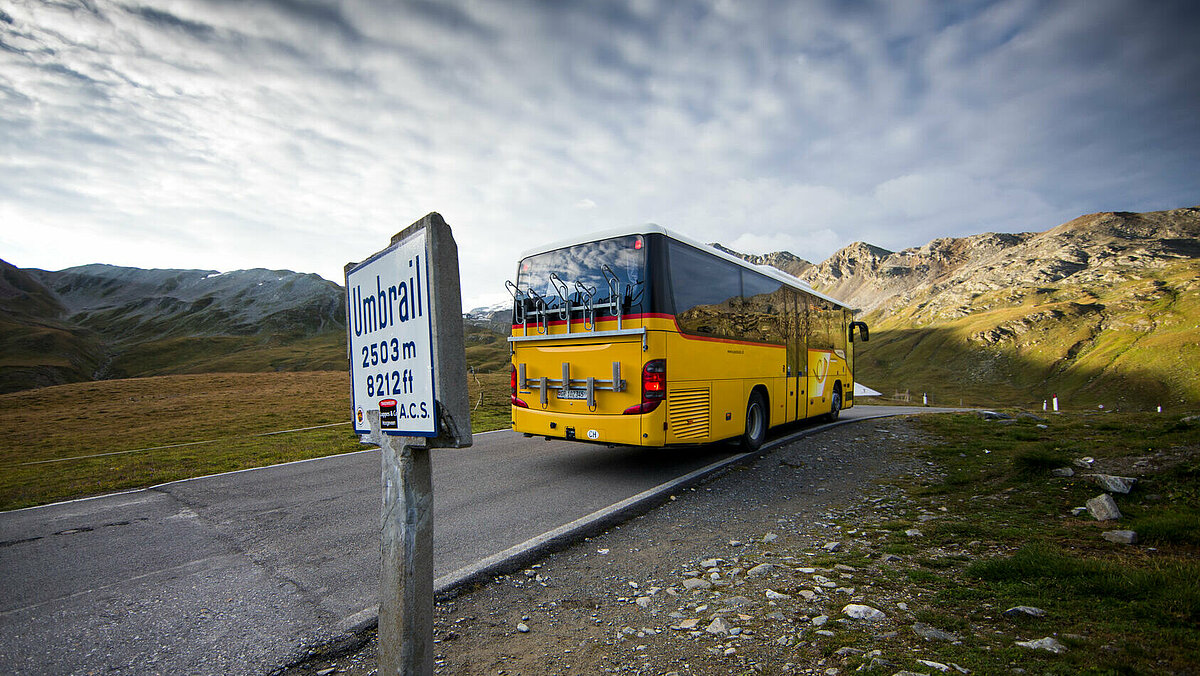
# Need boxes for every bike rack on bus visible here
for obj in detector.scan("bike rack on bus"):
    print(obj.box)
[505,274,647,350]
[601,265,623,331]
[575,281,597,331]
[549,273,571,327]
[504,280,526,328]
[516,360,626,409]
[526,288,549,335]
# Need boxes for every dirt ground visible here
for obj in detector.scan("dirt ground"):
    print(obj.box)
[286,416,944,676]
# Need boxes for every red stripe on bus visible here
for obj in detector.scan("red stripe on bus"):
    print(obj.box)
[512,313,785,349]
[511,312,670,329]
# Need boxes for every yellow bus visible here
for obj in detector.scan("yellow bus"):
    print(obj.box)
[507,226,868,450]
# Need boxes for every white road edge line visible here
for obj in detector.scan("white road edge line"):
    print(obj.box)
[16,422,353,466]
[5,428,514,513]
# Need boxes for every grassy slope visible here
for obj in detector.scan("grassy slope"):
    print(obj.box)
[0,263,104,392]
[28,324,511,382]
[463,323,512,373]
[0,370,511,510]
[0,317,103,393]
[110,331,349,376]
[856,260,1200,410]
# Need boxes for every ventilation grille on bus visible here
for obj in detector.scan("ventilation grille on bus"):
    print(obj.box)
[668,388,710,440]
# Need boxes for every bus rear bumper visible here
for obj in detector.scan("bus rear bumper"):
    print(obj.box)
[511,406,664,447]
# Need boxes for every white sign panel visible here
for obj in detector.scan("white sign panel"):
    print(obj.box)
[347,230,437,436]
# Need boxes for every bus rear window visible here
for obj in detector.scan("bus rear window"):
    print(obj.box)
[516,235,647,318]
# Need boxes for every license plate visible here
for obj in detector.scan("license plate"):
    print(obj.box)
[557,389,587,400]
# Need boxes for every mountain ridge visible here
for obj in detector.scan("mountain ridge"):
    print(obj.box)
[3,206,1197,408]
[780,207,1200,408]
[0,264,346,392]
[716,207,1199,323]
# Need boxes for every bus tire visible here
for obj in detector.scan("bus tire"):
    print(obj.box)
[741,391,767,451]
[828,383,842,421]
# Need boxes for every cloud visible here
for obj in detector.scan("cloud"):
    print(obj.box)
[1,0,1198,309]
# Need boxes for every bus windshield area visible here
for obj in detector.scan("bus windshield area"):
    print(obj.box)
[513,235,647,324]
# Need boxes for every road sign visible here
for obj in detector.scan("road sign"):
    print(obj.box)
[346,213,471,676]
[346,228,437,436]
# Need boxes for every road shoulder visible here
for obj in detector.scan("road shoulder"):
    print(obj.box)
[287,415,931,675]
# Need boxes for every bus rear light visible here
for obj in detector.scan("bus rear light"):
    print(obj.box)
[511,365,528,408]
[624,359,665,415]
[642,359,665,398]
[623,400,660,414]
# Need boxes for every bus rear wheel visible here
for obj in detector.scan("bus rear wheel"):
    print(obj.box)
[741,391,767,451]
[828,384,842,421]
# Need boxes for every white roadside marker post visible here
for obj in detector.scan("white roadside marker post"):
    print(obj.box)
[345,213,472,676]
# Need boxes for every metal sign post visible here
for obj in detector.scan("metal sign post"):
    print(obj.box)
[345,212,472,676]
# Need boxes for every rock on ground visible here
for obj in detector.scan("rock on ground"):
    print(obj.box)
[842,604,887,621]
[1003,606,1047,619]
[913,622,960,642]
[1086,493,1122,521]
[1015,636,1068,653]
[1086,474,1137,494]
[1102,530,1139,544]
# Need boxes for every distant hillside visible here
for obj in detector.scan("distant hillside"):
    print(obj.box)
[719,207,1200,410]
[797,208,1200,320]
[30,265,345,340]
[0,261,521,393]
[462,303,515,374]
[0,264,347,392]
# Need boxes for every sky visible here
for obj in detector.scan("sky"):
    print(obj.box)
[2,0,1198,310]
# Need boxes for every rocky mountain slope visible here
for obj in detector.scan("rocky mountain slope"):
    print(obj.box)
[797,208,1200,321]
[719,207,1200,410]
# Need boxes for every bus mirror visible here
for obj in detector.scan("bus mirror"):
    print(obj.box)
[850,321,869,342]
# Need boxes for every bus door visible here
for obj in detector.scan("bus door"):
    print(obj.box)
[843,312,853,407]
[786,289,808,422]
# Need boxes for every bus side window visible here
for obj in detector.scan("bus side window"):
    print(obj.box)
[808,299,834,351]
[741,270,785,344]
[669,241,742,339]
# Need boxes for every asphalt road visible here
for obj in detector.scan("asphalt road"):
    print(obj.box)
[0,405,953,674]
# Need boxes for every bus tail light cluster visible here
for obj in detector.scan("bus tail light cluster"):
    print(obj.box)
[511,365,528,408]
[623,359,665,415]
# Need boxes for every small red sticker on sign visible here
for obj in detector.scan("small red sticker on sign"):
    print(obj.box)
[379,399,398,429]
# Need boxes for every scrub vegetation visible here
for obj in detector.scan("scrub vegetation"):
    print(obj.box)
[868,411,1200,674]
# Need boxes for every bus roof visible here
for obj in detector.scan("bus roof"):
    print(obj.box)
[517,224,852,310]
